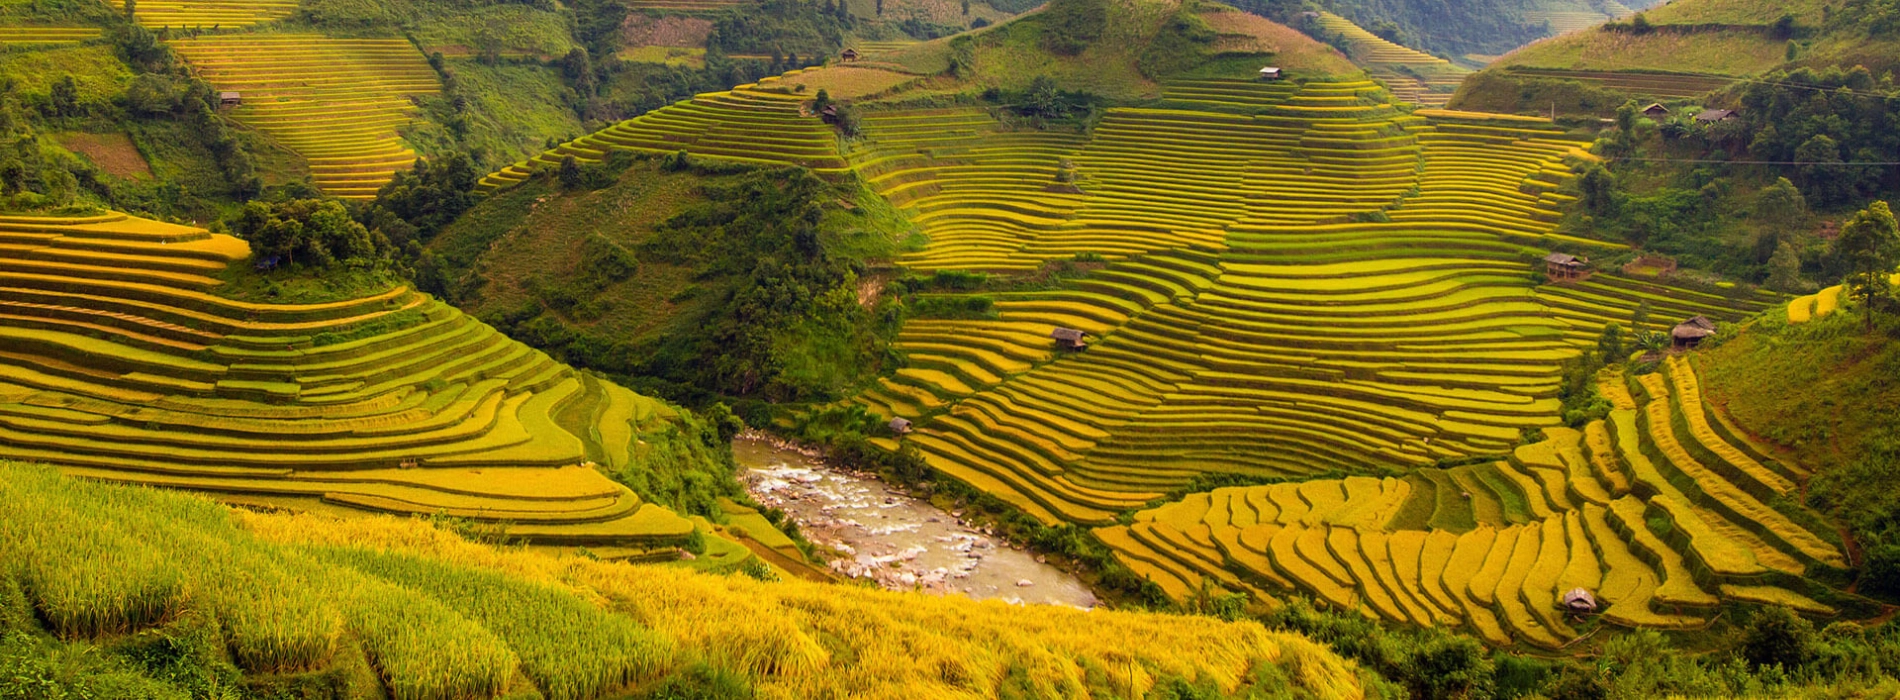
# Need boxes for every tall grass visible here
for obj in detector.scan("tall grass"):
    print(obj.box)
[0,463,665,699]
[319,548,671,700]
[238,509,1371,700]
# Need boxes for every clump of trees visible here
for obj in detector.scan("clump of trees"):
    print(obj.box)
[1836,200,1900,332]
[232,198,392,270]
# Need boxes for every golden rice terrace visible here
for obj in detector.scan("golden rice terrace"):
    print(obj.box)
[0,212,694,547]
[351,68,1885,648]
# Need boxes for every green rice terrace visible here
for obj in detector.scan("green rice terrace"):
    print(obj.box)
[171,35,443,199]
[469,68,1878,649]
[105,0,299,29]
[0,211,698,548]
[1313,12,1469,107]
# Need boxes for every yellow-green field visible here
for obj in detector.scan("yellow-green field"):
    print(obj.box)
[1313,12,1469,107]
[0,211,698,546]
[0,463,1371,700]
[1101,358,1850,649]
[474,66,1828,648]
[171,35,442,199]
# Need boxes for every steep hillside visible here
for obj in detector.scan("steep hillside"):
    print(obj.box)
[1239,0,1661,62]
[428,160,911,408]
[0,463,1372,699]
[1450,0,1900,115]
[454,10,1894,648]
[0,211,739,547]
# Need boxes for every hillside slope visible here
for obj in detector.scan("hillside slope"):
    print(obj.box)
[1449,0,1900,115]
[0,211,734,546]
[0,463,1371,699]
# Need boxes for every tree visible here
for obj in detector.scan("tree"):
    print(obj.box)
[1766,241,1807,293]
[1596,322,1624,361]
[1741,606,1816,670]
[1836,200,1900,332]
[1794,134,1850,206]
[234,199,389,269]
[48,76,79,118]
[559,154,583,190]
[1578,166,1616,217]
[1631,300,1651,334]
[1754,177,1807,263]
[124,0,136,20]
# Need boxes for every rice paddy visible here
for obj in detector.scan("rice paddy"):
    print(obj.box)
[0,464,1372,699]
[170,35,442,199]
[105,0,298,28]
[1313,12,1470,107]
[1106,360,1850,648]
[0,211,695,546]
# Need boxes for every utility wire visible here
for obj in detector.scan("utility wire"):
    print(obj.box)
[1602,157,1900,165]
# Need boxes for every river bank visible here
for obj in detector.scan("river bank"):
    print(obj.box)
[734,433,1098,608]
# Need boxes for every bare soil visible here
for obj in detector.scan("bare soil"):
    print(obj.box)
[621,15,713,48]
[58,132,152,180]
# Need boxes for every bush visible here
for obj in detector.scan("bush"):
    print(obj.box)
[1742,606,1816,670]
[642,663,754,700]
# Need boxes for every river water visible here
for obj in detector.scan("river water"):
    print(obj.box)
[734,436,1099,608]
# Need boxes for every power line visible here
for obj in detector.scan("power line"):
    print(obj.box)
[1604,157,1900,165]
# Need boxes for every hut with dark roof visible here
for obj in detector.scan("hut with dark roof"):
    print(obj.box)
[1543,252,1589,282]
[1051,327,1088,351]
[1672,315,1717,349]
[1695,108,1737,123]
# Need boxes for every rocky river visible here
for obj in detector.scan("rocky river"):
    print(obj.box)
[735,435,1099,608]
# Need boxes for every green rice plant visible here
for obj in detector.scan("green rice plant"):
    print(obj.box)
[0,470,186,639]
[211,549,344,676]
[334,577,520,700]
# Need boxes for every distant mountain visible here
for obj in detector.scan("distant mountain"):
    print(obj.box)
[1450,0,1900,115]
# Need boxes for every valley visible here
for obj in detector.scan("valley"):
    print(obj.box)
[0,0,1898,695]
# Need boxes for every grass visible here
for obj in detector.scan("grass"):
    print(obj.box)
[1492,27,1785,75]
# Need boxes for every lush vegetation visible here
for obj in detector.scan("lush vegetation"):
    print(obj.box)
[0,464,1373,700]
[432,158,906,414]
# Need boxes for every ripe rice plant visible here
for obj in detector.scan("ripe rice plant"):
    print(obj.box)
[320,548,670,700]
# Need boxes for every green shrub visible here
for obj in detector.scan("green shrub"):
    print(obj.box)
[641,663,754,700]
[1742,605,1816,671]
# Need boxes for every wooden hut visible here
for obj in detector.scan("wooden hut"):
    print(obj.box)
[1641,103,1670,117]
[1562,587,1598,613]
[1051,327,1088,351]
[1694,108,1737,123]
[1543,252,1589,282]
[1672,315,1717,350]
[1257,66,1284,81]
[840,48,860,62]
[888,417,912,435]
[219,91,242,109]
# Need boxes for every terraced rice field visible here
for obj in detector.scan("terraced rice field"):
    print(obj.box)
[477,73,1827,643]
[623,0,751,11]
[171,35,441,198]
[1503,67,1741,98]
[1785,272,1900,323]
[1523,10,1614,35]
[106,0,297,28]
[1313,12,1469,107]
[0,27,102,45]
[0,212,695,546]
[1100,356,1848,647]
[478,79,847,191]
